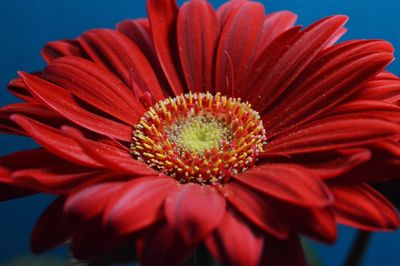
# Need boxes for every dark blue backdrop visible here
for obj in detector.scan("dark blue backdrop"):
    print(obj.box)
[0,0,399,265]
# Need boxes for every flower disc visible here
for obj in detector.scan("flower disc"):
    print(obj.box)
[131,92,266,184]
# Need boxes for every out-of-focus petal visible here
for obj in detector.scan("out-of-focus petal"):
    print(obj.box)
[165,183,226,245]
[70,220,127,260]
[234,163,333,207]
[104,177,178,235]
[0,147,105,195]
[136,222,193,266]
[64,182,124,223]
[205,209,264,266]
[30,198,72,254]
[257,11,298,55]
[221,181,289,239]
[260,235,306,266]
[330,182,400,230]
[0,102,65,135]
[41,40,85,63]
[8,77,38,102]
[274,202,337,243]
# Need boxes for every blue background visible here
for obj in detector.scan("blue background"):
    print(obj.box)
[0,0,399,265]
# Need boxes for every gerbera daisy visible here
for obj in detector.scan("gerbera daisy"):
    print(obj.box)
[1,0,400,265]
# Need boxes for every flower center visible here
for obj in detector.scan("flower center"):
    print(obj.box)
[166,114,232,153]
[131,92,266,184]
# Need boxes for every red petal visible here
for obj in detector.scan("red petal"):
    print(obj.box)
[234,164,333,207]
[205,209,264,266]
[266,115,400,155]
[12,169,102,195]
[370,139,400,157]
[104,177,178,235]
[260,235,306,266]
[216,0,247,26]
[264,40,394,137]
[302,208,337,243]
[63,126,156,176]
[41,40,84,63]
[116,18,150,51]
[0,148,72,174]
[117,19,157,67]
[79,29,166,101]
[353,72,400,103]
[0,102,65,135]
[328,100,400,123]
[11,115,101,167]
[117,18,170,92]
[165,183,226,245]
[325,27,348,48]
[221,181,289,239]
[42,57,144,125]
[30,198,72,253]
[215,1,265,97]
[18,72,132,141]
[330,183,400,230]
[275,202,337,243]
[336,155,400,182]
[0,149,64,175]
[64,182,123,223]
[136,222,193,266]
[1,102,64,123]
[1,147,106,195]
[177,0,219,93]
[257,11,298,55]
[246,16,348,112]
[147,0,185,95]
[298,148,372,179]
[7,77,37,102]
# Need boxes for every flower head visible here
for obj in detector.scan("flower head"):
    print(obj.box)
[131,92,266,184]
[1,0,400,265]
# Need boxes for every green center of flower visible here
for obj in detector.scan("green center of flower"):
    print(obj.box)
[131,92,266,184]
[166,114,232,153]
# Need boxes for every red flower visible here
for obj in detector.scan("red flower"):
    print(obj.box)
[1,0,400,265]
